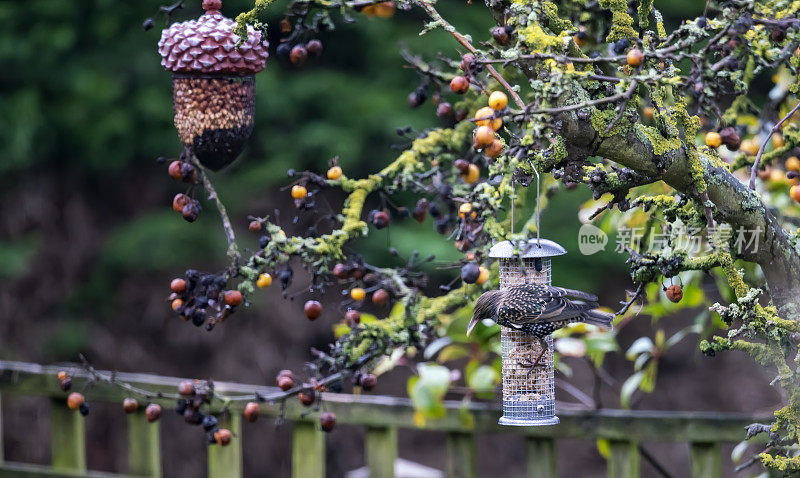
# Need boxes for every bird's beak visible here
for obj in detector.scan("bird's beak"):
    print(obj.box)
[466,315,479,337]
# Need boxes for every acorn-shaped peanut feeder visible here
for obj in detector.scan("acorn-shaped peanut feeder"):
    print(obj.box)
[158,0,269,171]
[489,239,565,426]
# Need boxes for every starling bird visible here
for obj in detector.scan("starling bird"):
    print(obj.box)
[467,283,614,368]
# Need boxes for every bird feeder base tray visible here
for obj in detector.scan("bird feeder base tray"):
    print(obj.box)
[499,416,560,427]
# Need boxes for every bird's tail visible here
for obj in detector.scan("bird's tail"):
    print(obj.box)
[582,309,615,329]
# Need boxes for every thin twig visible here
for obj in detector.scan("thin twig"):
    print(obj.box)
[749,101,800,190]
[416,1,525,109]
[194,157,242,264]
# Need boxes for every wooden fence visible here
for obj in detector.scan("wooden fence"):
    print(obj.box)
[0,360,771,477]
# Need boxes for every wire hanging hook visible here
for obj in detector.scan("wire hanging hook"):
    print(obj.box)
[529,160,541,247]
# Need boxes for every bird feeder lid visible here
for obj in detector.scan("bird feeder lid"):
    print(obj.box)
[488,239,567,259]
[158,0,269,76]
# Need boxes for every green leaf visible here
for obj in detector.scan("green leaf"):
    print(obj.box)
[466,365,499,395]
[424,337,453,360]
[409,363,451,419]
[626,336,654,360]
[620,371,644,409]
[731,440,749,463]
[555,337,587,357]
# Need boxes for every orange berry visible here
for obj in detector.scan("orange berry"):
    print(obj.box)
[787,156,800,171]
[741,139,759,156]
[327,166,342,180]
[773,134,785,148]
[374,1,395,18]
[474,126,496,147]
[224,290,243,307]
[705,132,722,149]
[171,278,186,293]
[291,185,308,199]
[458,203,472,218]
[67,393,85,410]
[642,107,654,119]
[350,288,366,301]
[257,273,272,288]
[626,48,644,67]
[463,164,480,184]
[214,428,232,446]
[476,266,490,285]
[171,299,183,311]
[488,91,508,111]
[484,139,504,158]
[791,185,800,203]
[57,371,67,381]
[474,106,501,130]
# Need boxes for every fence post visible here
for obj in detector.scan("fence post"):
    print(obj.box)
[527,437,556,478]
[446,432,476,478]
[365,426,397,478]
[50,398,86,472]
[128,411,161,477]
[607,439,639,478]
[208,414,243,478]
[292,421,325,478]
[690,442,721,478]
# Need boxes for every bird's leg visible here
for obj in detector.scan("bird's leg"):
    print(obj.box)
[528,337,549,370]
[517,338,549,372]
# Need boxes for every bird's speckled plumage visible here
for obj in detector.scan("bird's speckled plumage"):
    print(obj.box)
[467,284,613,338]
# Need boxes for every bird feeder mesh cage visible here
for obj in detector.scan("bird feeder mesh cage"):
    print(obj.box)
[158,0,269,171]
[490,239,566,426]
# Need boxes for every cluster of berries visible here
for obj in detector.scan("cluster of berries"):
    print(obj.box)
[169,271,242,330]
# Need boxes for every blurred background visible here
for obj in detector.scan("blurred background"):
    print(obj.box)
[0,0,784,476]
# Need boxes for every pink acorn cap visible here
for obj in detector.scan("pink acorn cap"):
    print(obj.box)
[157,0,269,76]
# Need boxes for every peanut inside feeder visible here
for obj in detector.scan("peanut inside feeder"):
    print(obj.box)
[158,0,268,171]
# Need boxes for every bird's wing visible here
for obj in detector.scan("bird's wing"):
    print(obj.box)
[509,283,598,302]
[499,285,599,327]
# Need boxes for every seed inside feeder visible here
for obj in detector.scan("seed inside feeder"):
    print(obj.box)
[172,76,256,170]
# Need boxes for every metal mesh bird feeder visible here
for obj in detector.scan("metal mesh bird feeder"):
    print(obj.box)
[158,0,269,171]
[489,238,566,426]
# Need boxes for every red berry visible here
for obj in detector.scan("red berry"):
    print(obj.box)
[450,76,470,94]
[460,54,474,71]
[345,309,361,327]
[290,45,308,65]
[436,102,453,118]
[333,263,349,279]
[359,373,377,391]
[304,300,323,320]
[298,392,315,406]
[214,428,232,446]
[244,402,260,422]
[372,289,389,307]
[123,398,138,414]
[171,278,187,293]
[320,412,336,432]
[224,290,243,307]
[173,193,190,213]
[67,393,84,410]
[178,380,195,397]
[168,161,183,180]
[306,39,323,57]
[249,220,262,232]
[277,375,294,391]
[666,285,683,303]
[145,403,162,422]
[372,210,390,229]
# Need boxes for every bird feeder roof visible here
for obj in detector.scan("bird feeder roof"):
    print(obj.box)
[158,0,269,75]
[488,239,566,258]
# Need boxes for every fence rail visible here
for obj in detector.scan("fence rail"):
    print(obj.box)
[0,360,771,477]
